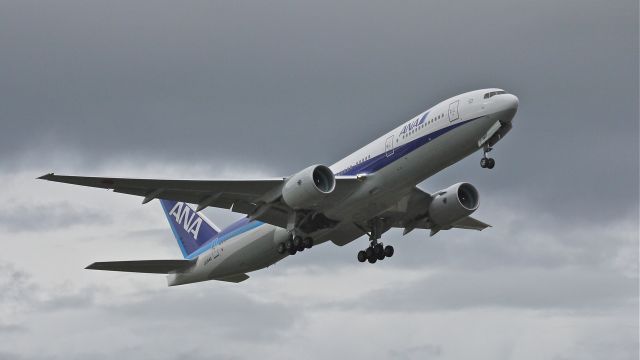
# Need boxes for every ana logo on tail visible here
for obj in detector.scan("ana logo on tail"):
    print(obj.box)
[169,202,202,239]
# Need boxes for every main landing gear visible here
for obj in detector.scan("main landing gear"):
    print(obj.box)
[276,235,314,256]
[357,219,394,264]
[480,144,496,169]
[357,243,394,264]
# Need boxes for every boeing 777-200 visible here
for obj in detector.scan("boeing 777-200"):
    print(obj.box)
[39,88,519,285]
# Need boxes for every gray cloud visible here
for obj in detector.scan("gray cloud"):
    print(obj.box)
[389,345,443,360]
[0,201,110,232]
[104,286,301,343]
[0,324,26,334]
[336,268,637,313]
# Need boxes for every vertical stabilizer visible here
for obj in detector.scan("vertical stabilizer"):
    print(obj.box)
[159,200,220,259]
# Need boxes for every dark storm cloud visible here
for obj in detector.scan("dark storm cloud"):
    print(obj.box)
[0,201,110,232]
[1,0,636,224]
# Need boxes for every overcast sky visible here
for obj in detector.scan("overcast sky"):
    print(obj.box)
[0,0,638,359]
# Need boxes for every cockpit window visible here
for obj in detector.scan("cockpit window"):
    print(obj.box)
[483,90,507,99]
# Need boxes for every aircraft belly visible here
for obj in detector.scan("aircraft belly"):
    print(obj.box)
[206,225,281,277]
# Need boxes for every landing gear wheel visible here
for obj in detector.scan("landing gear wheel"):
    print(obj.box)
[373,244,384,260]
[303,237,313,249]
[284,238,294,251]
[288,247,297,255]
[277,243,285,254]
[384,245,394,257]
[480,157,487,168]
[487,158,495,169]
[357,250,367,262]
[365,247,374,259]
[368,256,377,264]
[297,244,305,252]
[293,236,303,249]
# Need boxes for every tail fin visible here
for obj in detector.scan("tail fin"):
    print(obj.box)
[159,200,220,259]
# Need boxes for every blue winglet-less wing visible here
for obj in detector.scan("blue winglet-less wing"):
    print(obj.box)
[159,200,220,259]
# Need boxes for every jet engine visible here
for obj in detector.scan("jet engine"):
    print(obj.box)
[428,182,479,227]
[282,165,336,210]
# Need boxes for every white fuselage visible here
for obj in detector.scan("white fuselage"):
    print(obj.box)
[168,89,519,286]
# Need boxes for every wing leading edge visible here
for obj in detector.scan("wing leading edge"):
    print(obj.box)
[38,173,363,230]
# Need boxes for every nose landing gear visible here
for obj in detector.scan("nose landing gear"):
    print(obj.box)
[480,157,495,169]
[480,144,496,169]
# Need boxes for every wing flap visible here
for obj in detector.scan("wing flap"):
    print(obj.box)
[451,216,491,230]
[86,260,195,274]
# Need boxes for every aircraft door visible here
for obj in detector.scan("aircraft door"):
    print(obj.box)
[385,135,394,157]
[448,100,460,122]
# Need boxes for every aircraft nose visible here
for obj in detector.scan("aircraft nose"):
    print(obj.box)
[502,94,519,111]
[496,94,519,121]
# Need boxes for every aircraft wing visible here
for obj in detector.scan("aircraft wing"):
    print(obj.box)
[381,187,491,235]
[38,173,361,229]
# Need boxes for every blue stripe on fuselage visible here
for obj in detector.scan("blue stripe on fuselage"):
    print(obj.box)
[337,116,480,176]
[185,218,265,260]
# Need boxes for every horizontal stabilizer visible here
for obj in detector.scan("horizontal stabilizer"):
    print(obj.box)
[86,260,195,274]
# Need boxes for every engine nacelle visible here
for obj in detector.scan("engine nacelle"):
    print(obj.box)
[282,165,336,210]
[428,182,480,227]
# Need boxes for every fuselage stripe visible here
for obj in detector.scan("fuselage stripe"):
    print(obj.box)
[336,116,480,176]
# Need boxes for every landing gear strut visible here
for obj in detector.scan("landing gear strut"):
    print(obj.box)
[480,144,495,169]
[357,219,394,264]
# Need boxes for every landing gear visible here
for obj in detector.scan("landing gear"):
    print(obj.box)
[356,218,394,264]
[480,157,495,169]
[303,237,313,249]
[357,243,394,263]
[480,144,496,169]
[384,245,394,257]
[283,238,296,255]
[277,235,314,256]
[292,236,307,252]
[357,250,367,262]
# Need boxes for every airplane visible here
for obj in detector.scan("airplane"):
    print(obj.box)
[39,88,519,286]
